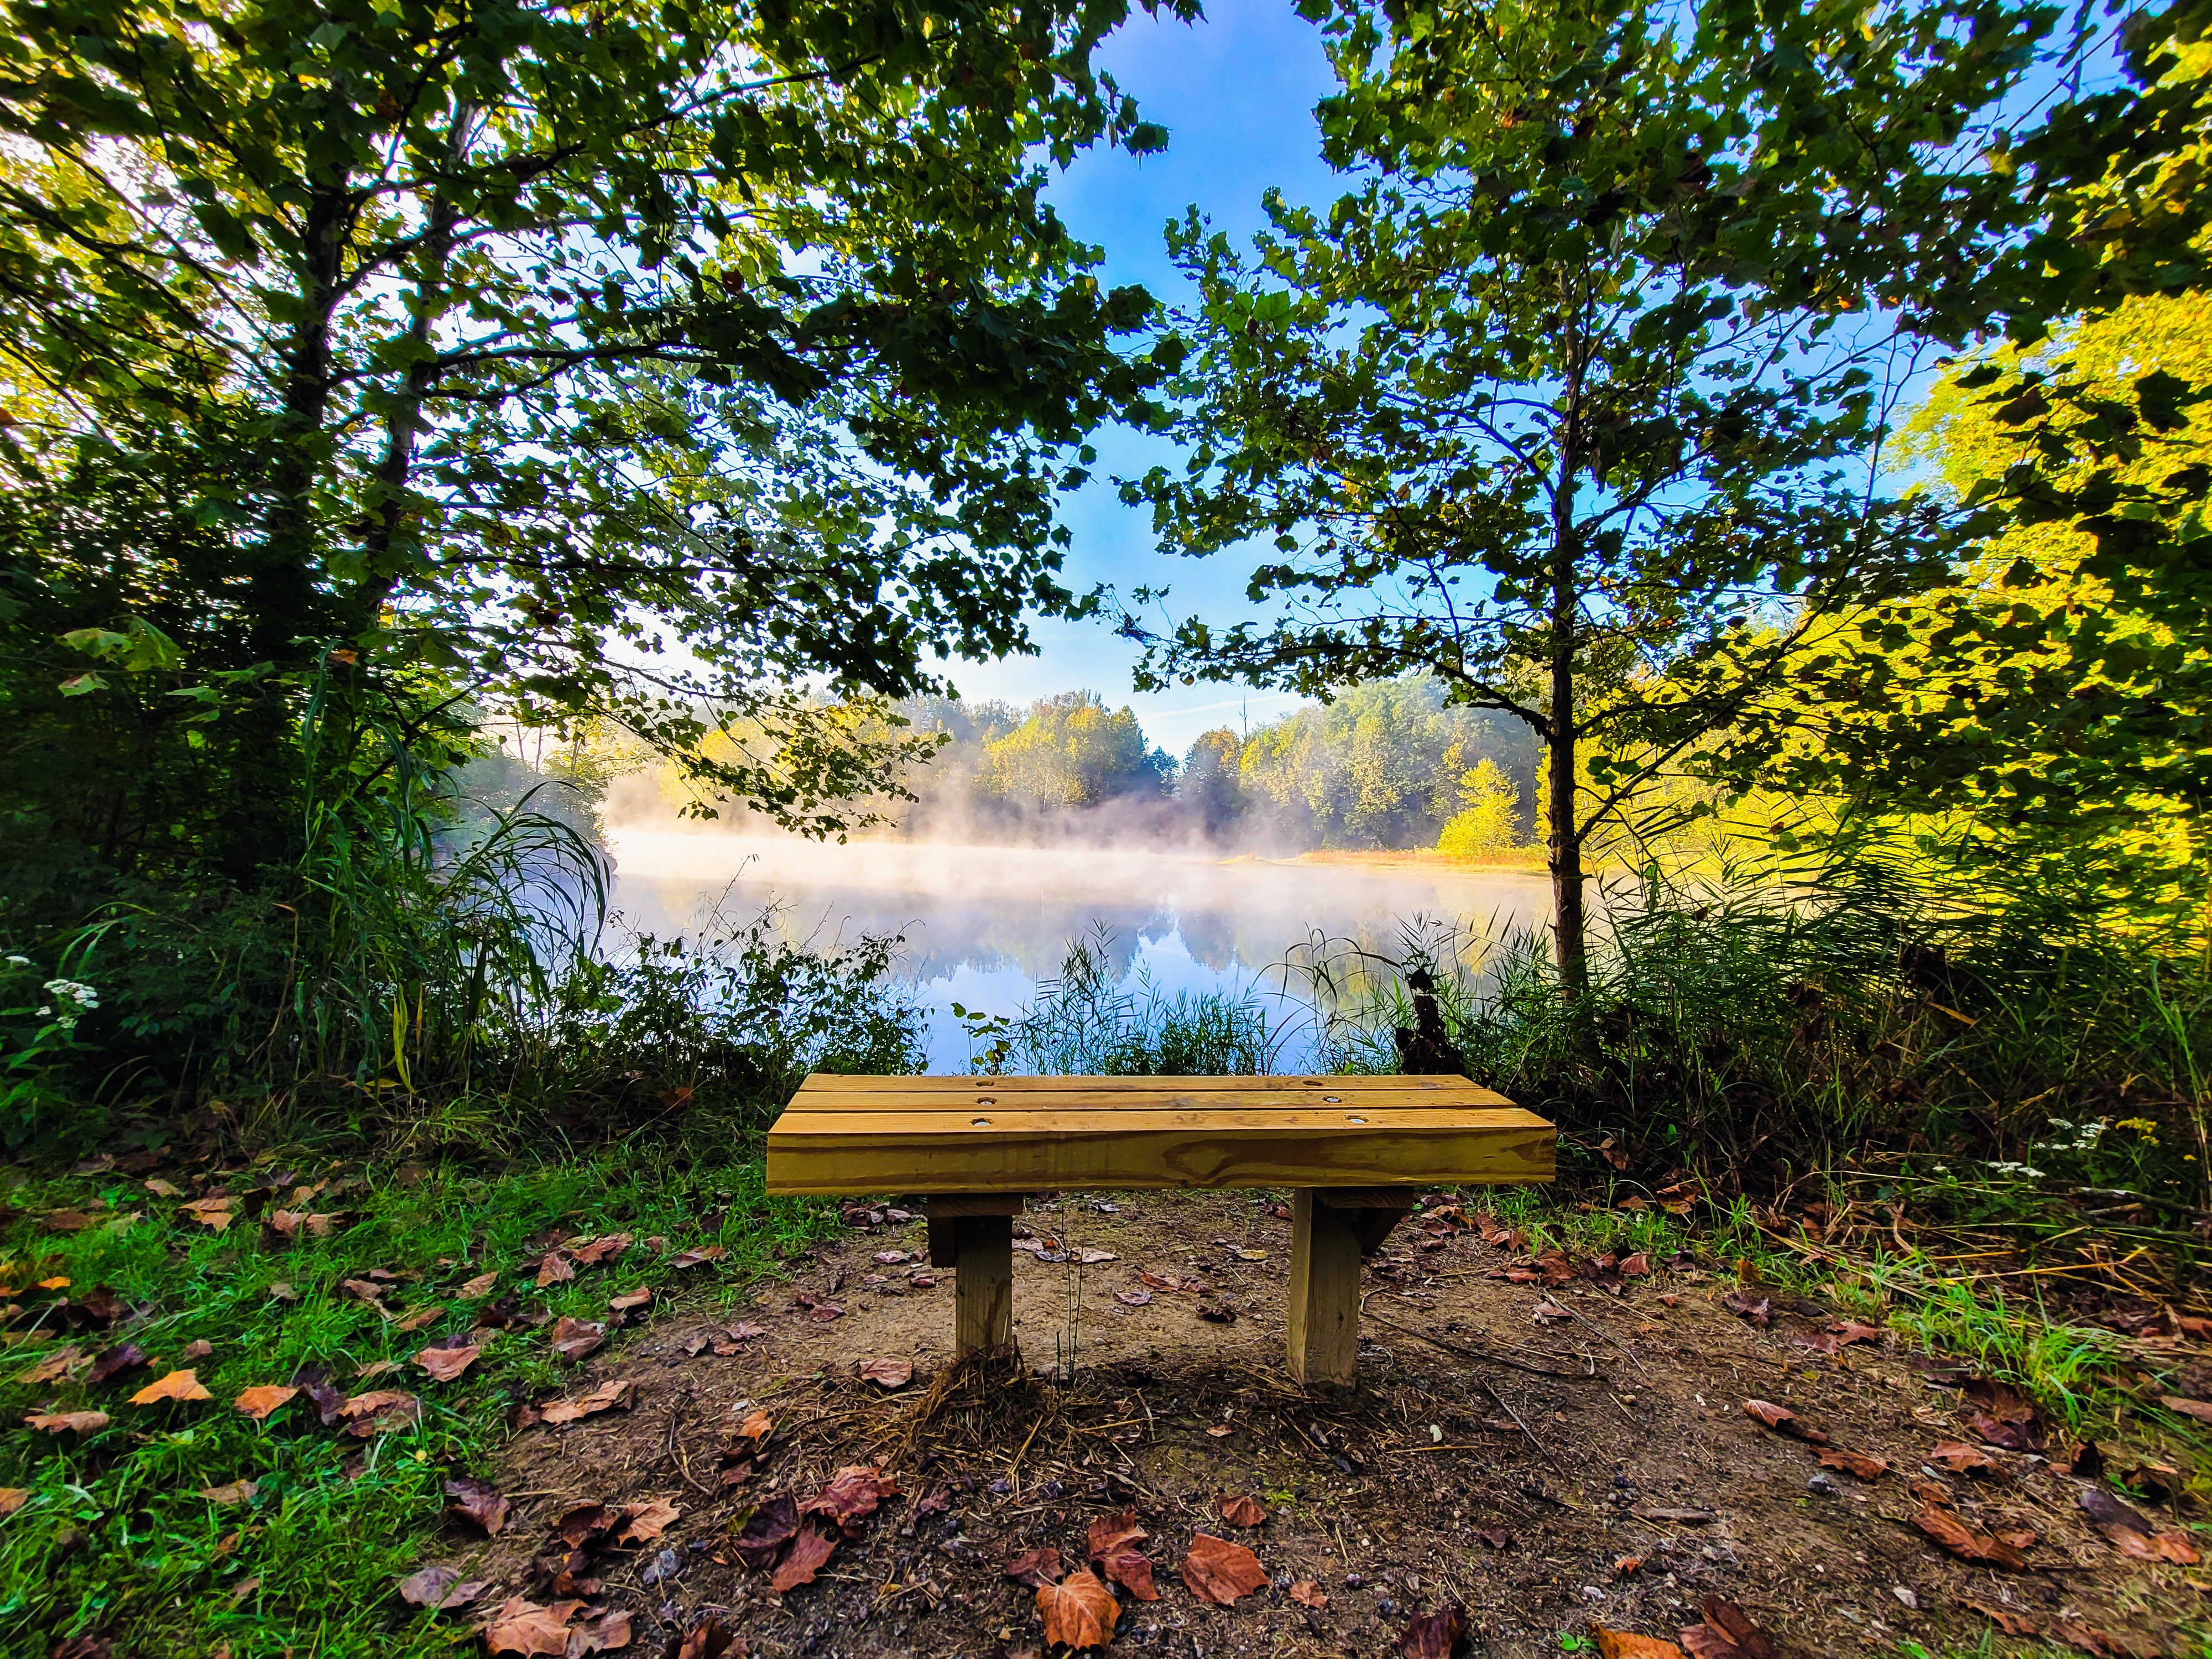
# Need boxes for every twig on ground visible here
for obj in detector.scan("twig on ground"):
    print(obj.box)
[1367,1313,1609,1381]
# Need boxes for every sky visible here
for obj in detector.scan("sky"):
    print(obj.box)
[937,0,1349,758]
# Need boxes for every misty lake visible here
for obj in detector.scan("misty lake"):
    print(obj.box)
[606,831,1554,1072]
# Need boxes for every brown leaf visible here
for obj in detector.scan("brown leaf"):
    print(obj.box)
[552,1501,618,1546]
[535,1251,576,1288]
[801,1464,899,1533]
[1005,1546,1065,1588]
[1180,1532,1265,1605]
[483,1595,579,1656]
[396,1564,491,1611]
[457,1271,498,1299]
[24,1411,108,1434]
[608,1289,651,1316]
[1592,1631,1685,1659]
[734,1407,773,1442]
[1699,1597,1782,1659]
[731,1494,799,1569]
[1815,1448,1888,1480]
[268,1282,300,1302]
[1677,1629,1737,1659]
[416,1341,482,1383]
[144,1178,182,1198]
[393,1304,445,1334]
[567,1606,634,1655]
[1966,1600,2038,1637]
[0,1489,27,1518]
[1114,1288,1152,1307]
[1618,1252,1650,1277]
[1288,1579,1327,1609]
[1217,1493,1266,1527]
[547,1317,606,1365]
[1828,1321,1885,1347]
[617,1497,680,1544]
[1741,1400,1826,1444]
[179,1197,236,1231]
[1927,1441,2005,1476]
[1399,1604,1465,1659]
[667,1245,728,1269]
[539,1379,633,1425]
[1087,1509,1145,1557]
[342,1278,388,1303]
[198,1480,257,1504]
[1912,1504,2027,1569]
[336,1389,422,1436]
[1035,1568,1119,1649]
[86,1343,149,1385]
[1720,1290,1770,1326]
[445,1475,511,1535]
[131,1369,212,1405]
[769,1525,838,1593]
[672,1618,739,1659]
[15,1345,84,1384]
[857,1358,912,1389]
[571,1233,633,1266]
[2158,1394,2212,1423]
[2103,1525,2199,1564]
[43,1209,91,1233]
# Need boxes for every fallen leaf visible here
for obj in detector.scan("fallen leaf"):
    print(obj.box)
[131,1369,212,1405]
[672,1618,738,1659]
[179,1198,237,1232]
[1531,1299,1571,1323]
[2103,1525,2199,1564]
[15,1345,83,1384]
[2158,1394,2212,1424]
[873,1250,912,1265]
[1197,1304,1237,1324]
[445,1475,510,1534]
[43,1209,91,1233]
[547,1317,606,1364]
[727,1322,766,1341]
[731,1494,799,1568]
[1816,1448,1888,1480]
[667,1245,728,1269]
[1036,1568,1119,1648]
[1828,1321,1885,1346]
[1913,1503,2027,1569]
[413,1339,481,1383]
[483,1595,579,1656]
[341,1278,388,1303]
[457,1271,498,1299]
[1928,1441,2005,1476]
[552,1501,618,1546]
[1720,1290,1770,1326]
[1181,1532,1265,1605]
[857,1358,912,1389]
[617,1497,680,1544]
[806,1302,844,1322]
[1399,1604,1464,1659]
[1966,1600,2038,1637]
[1114,1289,1152,1307]
[198,1480,257,1505]
[1088,1508,1157,1599]
[1289,1579,1327,1609]
[268,1281,300,1302]
[608,1288,651,1316]
[397,1564,491,1611]
[571,1233,633,1266]
[24,1411,108,1434]
[535,1251,576,1288]
[734,1407,773,1442]
[353,1358,402,1380]
[1741,1400,1827,1444]
[337,1389,422,1436]
[567,1607,633,1655]
[393,1304,444,1334]
[1005,1546,1064,1587]
[802,1464,899,1532]
[1695,1598,1781,1659]
[0,1489,27,1517]
[539,1379,633,1425]
[1592,1630,1684,1659]
[1618,1252,1651,1277]
[769,1525,838,1592]
[1218,1493,1266,1527]
[144,1178,182,1198]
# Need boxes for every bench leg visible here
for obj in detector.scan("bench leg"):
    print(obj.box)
[1286,1190,1363,1386]
[950,1214,1013,1355]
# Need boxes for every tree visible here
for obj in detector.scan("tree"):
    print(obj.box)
[1178,727,1246,836]
[0,0,1192,833]
[982,691,1171,808]
[1114,0,2204,995]
[1438,758,1517,858]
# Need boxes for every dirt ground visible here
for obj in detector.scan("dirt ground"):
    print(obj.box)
[458,1192,2200,1658]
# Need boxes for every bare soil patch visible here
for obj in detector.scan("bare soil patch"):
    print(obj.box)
[459,1192,2195,1657]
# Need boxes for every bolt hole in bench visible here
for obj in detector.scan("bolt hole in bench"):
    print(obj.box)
[763,1074,1556,1386]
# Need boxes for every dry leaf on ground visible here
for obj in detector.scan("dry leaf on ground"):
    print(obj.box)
[568,1608,633,1656]
[396,1564,490,1611]
[417,1341,482,1382]
[571,1233,633,1266]
[547,1317,606,1364]
[445,1475,510,1534]
[199,1480,256,1504]
[229,1384,297,1423]
[1720,1290,1770,1326]
[535,1251,576,1288]
[1004,1547,1063,1587]
[337,1390,422,1436]
[802,1465,899,1532]
[731,1494,798,1569]
[393,1304,444,1334]
[1217,1493,1266,1526]
[15,1346,84,1384]
[1912,1505,2027,1570]
[1690,1598,1782,1659]
[483,1595,582,1656]
[0,1489,27,1517]
[1400,1604,1465,1659]
[733,1407,773,1442]
[608,1289,651,1316]
[617,1498,680,1544]
[132,1369,212,1405]
[1816,1448,1888,1480]
[1592,1629,1684,1659]
[673,1618,738,1659]
[179,1198,236,1231]
[1928,1442,2005,1476]
[857,1358,912,1389]
[1288,1579,1327,1609]
[1036,1568,1119,1649]
[458,1271,498,1298]
[1966,1600,2039,1637]
[24,1411,108,1434]
[769,1526,838,1592]
[539,1379,634,1425]
[1181,1533,1265,1605]
[1741,1399,1825,1444]
[1088,1509,1157,1600]
[87,1343,149,1385]
[667,1245,728,1269]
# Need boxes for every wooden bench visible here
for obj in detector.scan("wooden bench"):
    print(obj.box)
[764,1073,1554,1385]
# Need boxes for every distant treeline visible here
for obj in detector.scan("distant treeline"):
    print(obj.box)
[832,677,1541,852]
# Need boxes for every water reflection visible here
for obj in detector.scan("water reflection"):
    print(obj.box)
[607,831,1554,1072]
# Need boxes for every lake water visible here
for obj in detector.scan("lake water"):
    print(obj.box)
[606,831,1554,1072]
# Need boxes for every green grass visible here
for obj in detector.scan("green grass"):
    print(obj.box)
[0,1154,842,1656]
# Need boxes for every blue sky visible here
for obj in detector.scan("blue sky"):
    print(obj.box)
[941,0,1347,757]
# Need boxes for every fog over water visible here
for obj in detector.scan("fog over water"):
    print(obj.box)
[606,830,1554,1072]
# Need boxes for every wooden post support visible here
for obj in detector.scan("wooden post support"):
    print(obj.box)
[1286,1190,1363,1386]
[925,1196,1022,1355]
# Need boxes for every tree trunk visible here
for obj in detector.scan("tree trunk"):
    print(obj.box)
[1547,641,1588,1000]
